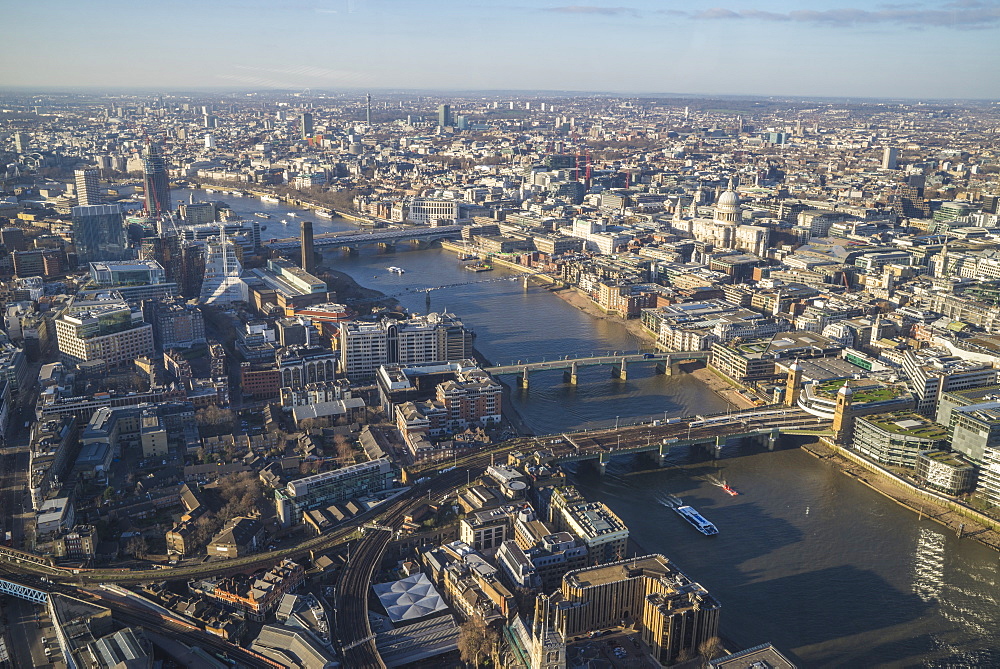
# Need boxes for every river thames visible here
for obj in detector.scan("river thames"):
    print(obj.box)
[181,190,1000,666]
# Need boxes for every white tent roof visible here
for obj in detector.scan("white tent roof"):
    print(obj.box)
[372,573,448,623]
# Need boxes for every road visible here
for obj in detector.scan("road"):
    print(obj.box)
[4,596,53,668]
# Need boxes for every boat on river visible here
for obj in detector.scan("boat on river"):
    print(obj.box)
[254,212,271,219]
[466,263,493,272]
[674,505,718,535]
[388,266,405,274]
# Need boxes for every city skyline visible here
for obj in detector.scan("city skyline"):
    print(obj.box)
[4,0,1000,99]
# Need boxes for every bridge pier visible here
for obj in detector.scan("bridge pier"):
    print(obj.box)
[518,367,530,389]
[714,435,725,459]
[563,362,578,385]
[377,242,395,252]
[656,355,674,376]
[613,358,628,381]
[346,246,359,256]
[597,452,610,475]
[659,441,672,466]
[523,275,530,290]
[768,427,779,451]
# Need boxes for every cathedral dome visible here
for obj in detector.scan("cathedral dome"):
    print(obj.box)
[717,188,740,209]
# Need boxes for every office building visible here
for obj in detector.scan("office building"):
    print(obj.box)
[275,457,395,525]
[914,450,975,495]
[438,104,452,128]
[300,112,314,139]
[398,197,461,225]
[74,168,101,206]
[300,220,315,274]
[0,227,27,252]
[72,204,127,265]
[901,349,997,415]
[948,401,1000,464]
[55,303,153,369]
[339,313,473,380]
[852,411,949,468]
[547,486,628,566]
[141,139,171,218]
[558,555,721,666]
[142,299,206,351]
[882,146,899,170]
[89,260,165,287]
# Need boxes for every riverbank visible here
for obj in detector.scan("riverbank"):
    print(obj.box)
[686,365,759,410]
[548,285,658,344]
[802,440,1000,552]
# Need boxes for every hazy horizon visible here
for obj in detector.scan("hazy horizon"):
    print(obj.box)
[5,0,1000,100]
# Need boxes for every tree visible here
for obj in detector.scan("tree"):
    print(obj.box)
[196,406,237,436]
[333,434,354,463]
[458,618,498,667]
[699,636,721,666]
[217,471,265,521]
[126,535,148,559]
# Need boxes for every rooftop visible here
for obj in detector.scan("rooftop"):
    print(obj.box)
[863,411,950,440]
[815,379,908,404]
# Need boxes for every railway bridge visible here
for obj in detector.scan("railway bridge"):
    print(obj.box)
[531,407,831,473]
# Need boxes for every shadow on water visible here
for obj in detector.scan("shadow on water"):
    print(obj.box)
[731,565,929,650]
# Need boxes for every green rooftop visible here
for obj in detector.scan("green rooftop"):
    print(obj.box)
[814,379,907,404]
[865,411,950,440]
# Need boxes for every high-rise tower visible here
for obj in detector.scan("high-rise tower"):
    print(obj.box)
[437,104,452,128]
[301,220,315,274]
[882,146,899,170]
[366,94,372,125]
[300,112,314,139]
[74,168,101,206]
[142,139,171,218]
[72,204,126,265]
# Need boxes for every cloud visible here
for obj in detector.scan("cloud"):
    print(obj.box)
[694,7,743,19]
[679,3,1000,28]
[544,5,639,16]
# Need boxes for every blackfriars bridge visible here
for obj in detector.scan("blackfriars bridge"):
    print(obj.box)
[264,225,463,252]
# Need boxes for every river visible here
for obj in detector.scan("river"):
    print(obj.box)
[176,189,1000,666]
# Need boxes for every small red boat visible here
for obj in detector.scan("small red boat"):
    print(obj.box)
[722,484,739,496]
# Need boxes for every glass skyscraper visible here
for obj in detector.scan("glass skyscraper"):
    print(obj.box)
[142,139,171,217]
[71,204,127,265]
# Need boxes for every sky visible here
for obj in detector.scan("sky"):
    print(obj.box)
[3,0,999,99]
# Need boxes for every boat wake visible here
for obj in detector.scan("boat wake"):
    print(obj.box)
[656,494,683,509]
[707,475,739,496]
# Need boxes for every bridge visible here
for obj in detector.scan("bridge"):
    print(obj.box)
[264,225,463,251]
[484,350,710,387]
[0,575,48,603]
[530,407,831,473]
